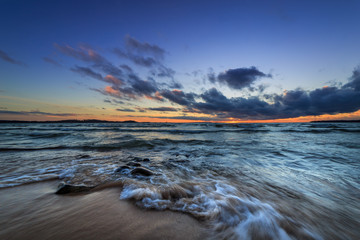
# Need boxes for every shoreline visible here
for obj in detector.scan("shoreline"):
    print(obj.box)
[0,180,208,240]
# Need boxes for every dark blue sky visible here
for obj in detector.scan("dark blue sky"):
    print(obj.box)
[1,0,360,121]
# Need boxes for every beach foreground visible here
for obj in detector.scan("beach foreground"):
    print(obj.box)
[0,180,207,240]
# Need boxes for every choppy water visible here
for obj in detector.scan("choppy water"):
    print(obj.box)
[1,122,359,239]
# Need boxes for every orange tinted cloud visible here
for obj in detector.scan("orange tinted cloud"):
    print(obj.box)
[104,75,122,86]
[105,86,119,94]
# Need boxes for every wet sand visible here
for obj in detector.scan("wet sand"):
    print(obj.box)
[0,181,207,240]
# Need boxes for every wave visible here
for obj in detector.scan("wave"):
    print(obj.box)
[0,138,215,152]
[120,180,321,240]
[283,128,360,133]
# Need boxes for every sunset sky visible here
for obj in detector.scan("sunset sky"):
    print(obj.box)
[1,0,360,122]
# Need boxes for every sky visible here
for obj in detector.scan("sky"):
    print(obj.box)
[1,0,360,122]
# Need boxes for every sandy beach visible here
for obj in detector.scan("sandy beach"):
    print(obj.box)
[0,181,207,240]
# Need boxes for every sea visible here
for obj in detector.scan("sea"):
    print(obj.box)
[0,122,359,239]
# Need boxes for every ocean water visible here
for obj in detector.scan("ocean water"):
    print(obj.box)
[0,122,359,239]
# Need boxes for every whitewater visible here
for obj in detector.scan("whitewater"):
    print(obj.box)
[0,122,359,239]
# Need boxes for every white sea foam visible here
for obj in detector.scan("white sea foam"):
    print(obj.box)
[119,179,320,239]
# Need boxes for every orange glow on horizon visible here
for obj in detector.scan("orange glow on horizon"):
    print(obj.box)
[1,110,360,123]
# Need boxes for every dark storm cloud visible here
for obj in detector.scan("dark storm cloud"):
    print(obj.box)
[343,67,360,91]
[160,89,197,106]
[0,49,25,66]
[0,110,77,117]
[128,74,158,96]
[215,67,272,90]
[158,66,360,120]
[147,107,178,112]
[188,70,360,120]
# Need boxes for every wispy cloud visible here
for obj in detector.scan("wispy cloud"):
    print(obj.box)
[113,35,175,79]
[0,110,78,117]
[43,57,62,66]
[147,107,178,112]
[116,108,136,112]
[54,43,123,77]
[71,65,103,80]
[0,49,25,66]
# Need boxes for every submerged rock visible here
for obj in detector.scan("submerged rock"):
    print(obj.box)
[130,167,154,176]
[55,183,95,194]
[115,165,131,173]
[126,162,142,167]
[132,157,150,162]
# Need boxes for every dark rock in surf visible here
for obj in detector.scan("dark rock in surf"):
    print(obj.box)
[126,162,142,167]
[55,183,95,194]
[130,167,154,176]
[132,157,142,162]
[132,157,150,162]
[115,165,131,172]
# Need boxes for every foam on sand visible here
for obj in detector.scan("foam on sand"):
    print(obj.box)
[0,180,207,240]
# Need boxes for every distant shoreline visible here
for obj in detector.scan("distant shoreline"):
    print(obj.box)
[0,119,138,124]
[0,119,359,124]
[310,120,360,123]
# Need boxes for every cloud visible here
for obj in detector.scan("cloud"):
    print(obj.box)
[43,57,61,66]
[150,115,220,121]
[55,43,123,77]
[124,35,165,59]
[71,65,103,80]
[129,75,158,96]
[104,75,123,86]
[156,66,360,120]
[56,39,180,102]
[114,48,157,67]
[54,37,360,121]
[215,67,272,90]
[160,89,196,106]
[343,67,360,91]
[147,107,178,112]
[116,108,136,112]
[189,70,360,120]
[113,35,175,79]
[0,49,25,66]
[0,110,77,117]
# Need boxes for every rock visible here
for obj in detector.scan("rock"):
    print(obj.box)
[130,167,154,176]
[115,165,131,172]
[55,183,95,194]
[132,157,142,162]
[76,154,91,159]
[126,162,142,167]
[132,157,150,162]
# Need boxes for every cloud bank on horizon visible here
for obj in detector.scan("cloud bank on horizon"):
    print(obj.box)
[43,36,360,121]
